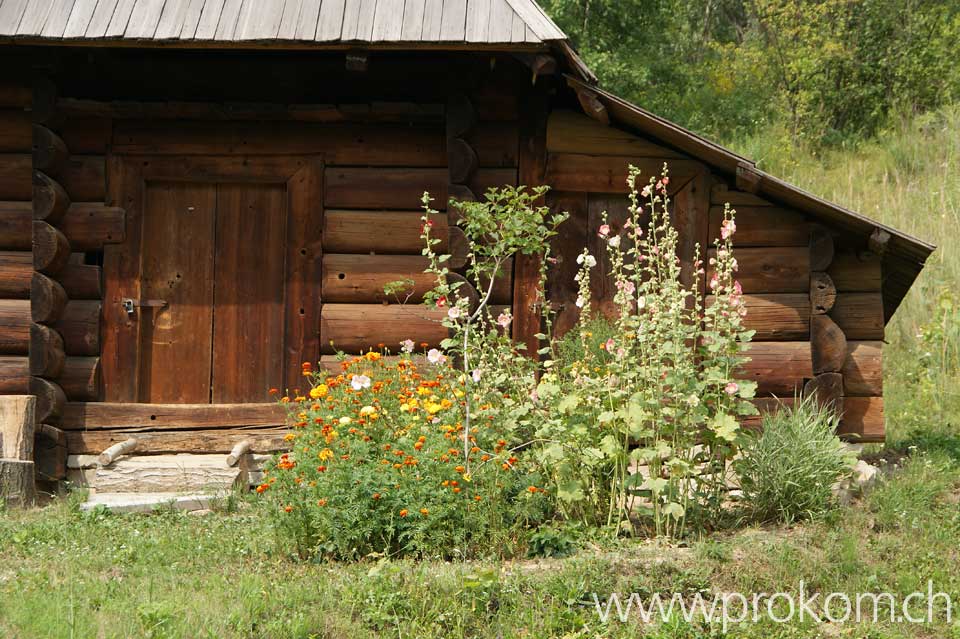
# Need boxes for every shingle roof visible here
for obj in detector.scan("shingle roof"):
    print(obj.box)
[0,0,566,45]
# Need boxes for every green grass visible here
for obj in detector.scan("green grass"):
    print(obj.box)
[3,107,960,639]
[2,453,960,638]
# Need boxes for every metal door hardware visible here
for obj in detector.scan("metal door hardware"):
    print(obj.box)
[122,298,168,315]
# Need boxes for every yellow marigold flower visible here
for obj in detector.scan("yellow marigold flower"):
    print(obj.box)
[309,384,329,399]
[420,508,429,516]
[454,389,465,398]
[283,433,297,442]
[440,399,453,409]
[318,448,334,461]
[359,405,377,417]
[365,351,381,361]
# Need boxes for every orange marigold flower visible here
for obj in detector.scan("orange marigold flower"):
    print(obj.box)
[269,388,280,395]
[373,493,381,500]
[454,465,465,473]
[284,505,293,513]
[414,442,424,451]
[527,486,539,493]
[474,495,482,501]
[399,508,409,517]
[393,463,403,469]
[317,465,326,472]
[481,454,491,462]
[420,508,429,516]
[256,484,269,493]
[317,498,327,507]
[453,487,461,493]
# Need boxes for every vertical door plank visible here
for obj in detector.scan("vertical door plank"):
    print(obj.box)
[212,184,287,402]
[102,156,142,402]
[138,182,216,403]
[284,161,323,393]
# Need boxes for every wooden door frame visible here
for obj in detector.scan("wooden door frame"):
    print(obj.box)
[103,154,323,403]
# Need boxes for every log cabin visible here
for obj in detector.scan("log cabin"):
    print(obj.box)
[0,0,934,489]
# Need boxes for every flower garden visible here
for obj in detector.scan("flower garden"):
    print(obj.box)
[257,165,855,560]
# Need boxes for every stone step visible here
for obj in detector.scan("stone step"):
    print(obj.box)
[81,492,215,514]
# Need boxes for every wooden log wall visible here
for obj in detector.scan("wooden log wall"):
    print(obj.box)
[35,71,523,456]
[710,183,885,442]
[0,77,119,479]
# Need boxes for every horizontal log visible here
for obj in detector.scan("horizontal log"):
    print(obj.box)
[323,209,446,254]
[738,341,812,396]
[0,82,30,108]
[32,125,68,176]
[0,154,30,200]
[30,376,66,424]
[29,323,65,378]
[842,341,882,396]
[0,251,31,298]
[30,272,67,322]
[324,167,516,210]
[0,356,29,393]
[60,117,111,155]
[0,299,29,354]
[66,428,289,456]
[448,138,478,184]
[0,155,104,202]
[57,261,102,299]
[32,220,71,275]
[97,438,139,465]
[710,183,773,207]
[707,247,809,293]
[94,455,241,492]
[0,109,31,152]
[707,293,809,340]
[62,402,286,431]
[837,396,884,442]
[112,120,457,166]
[60,357,100,401]
[0,201,125,250]
[0,201,31,249]
[708,206,811,247]
[320,303,448,355]
[546,110,687,158]
[828,251,882,292]
[52,300,100,357]
[830,292,884,340]
[323,254,433,304]
[544,154,703,194]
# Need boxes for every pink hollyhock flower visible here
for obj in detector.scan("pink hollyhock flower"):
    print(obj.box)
[400,339,415,353]
[496,311,512,328]
[351,374,372,391]
[724,382,739,395]
[471,369,481,382]
[617,280,636,295]
[447,306,461,320]
[427,348,446,365]
[598,224,611,237]
[641,184,652,197]
[709,274,719,290]
[603,338,616,352]
[720,219,737,240]
[733,281,743,296]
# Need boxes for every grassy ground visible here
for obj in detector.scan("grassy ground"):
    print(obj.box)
[2,108,959,638]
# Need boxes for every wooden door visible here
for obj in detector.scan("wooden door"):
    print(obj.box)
[103,156,323,404]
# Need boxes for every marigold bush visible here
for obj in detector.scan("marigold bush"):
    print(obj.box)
[261,352,551,559]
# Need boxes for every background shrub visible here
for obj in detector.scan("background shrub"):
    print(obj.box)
[736,396,856,524]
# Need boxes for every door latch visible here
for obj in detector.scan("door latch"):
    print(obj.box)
[122,298,167,315]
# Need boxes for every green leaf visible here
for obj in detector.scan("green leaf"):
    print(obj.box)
[644,477,668,494]
[557,480,585,503]
[557,395,580,414]
[599,434,622,457]
[598,410,616,423]
[710,413,740,442]
[662,502,685,520]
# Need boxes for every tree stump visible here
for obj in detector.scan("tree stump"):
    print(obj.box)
[0,459,37,507]
[0,395,35,460]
